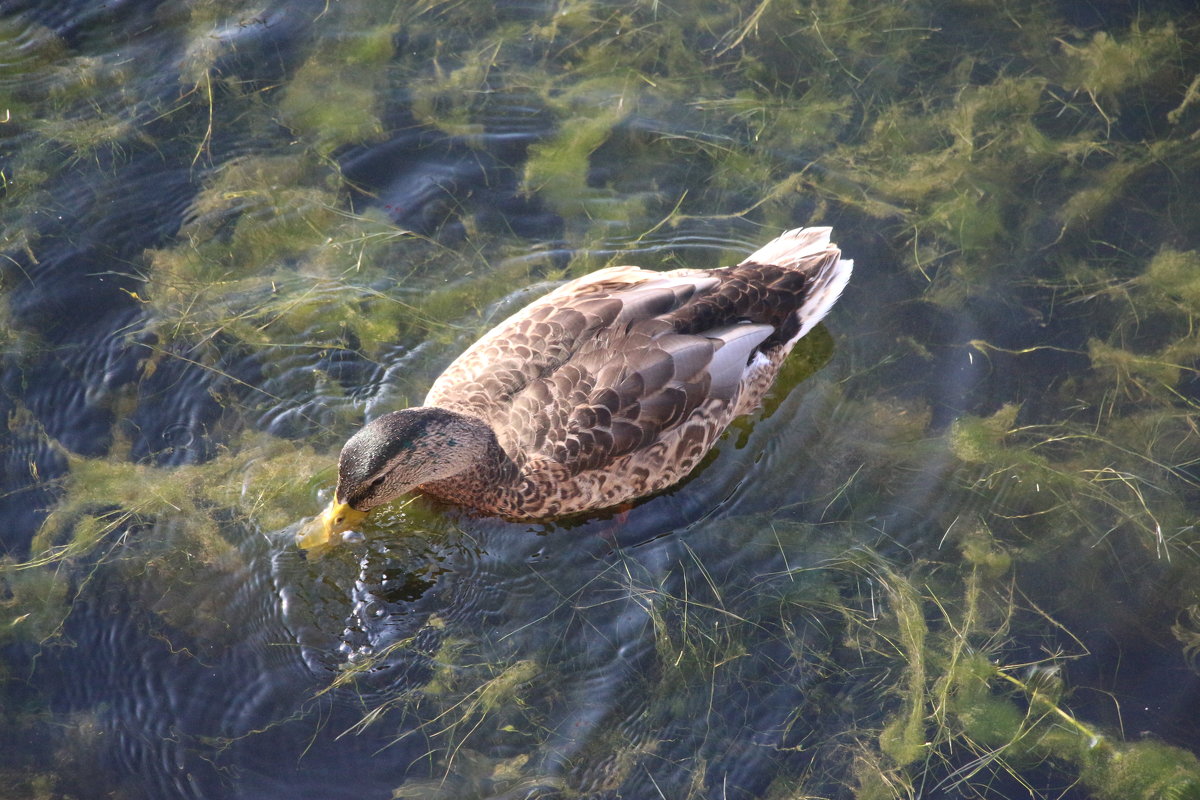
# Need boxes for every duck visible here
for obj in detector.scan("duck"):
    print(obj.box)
[298,226,852,549]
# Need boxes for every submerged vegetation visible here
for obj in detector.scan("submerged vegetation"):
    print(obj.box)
[2,0,1200,797]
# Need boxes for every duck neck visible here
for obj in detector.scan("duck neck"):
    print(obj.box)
[418,410,521,501]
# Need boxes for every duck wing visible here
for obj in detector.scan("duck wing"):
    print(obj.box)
[426,227,851,478]
[423,266,716,424]
[508,320,773,476]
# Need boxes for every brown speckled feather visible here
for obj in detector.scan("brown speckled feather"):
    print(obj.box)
[418,227,853,519]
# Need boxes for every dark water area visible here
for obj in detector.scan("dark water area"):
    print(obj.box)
[3,0,1200,798]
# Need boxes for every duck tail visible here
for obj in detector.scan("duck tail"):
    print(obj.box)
[741,226,853,343]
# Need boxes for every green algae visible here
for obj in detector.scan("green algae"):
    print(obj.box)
[275,2,399,155]
[279,46,390,156]
[1143,247,1200,312]
[0,426,331,656]
[24,430,313,544]
[817,526,1200,800]
[0,565,70,647]
[522,91,632,221]
[1061,23,1184,108]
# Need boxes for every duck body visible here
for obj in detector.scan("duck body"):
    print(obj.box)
[303,227,851,547]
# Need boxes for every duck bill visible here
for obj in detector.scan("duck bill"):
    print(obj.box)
[296,500,369,550]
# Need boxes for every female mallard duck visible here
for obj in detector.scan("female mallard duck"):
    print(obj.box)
[300,227,852,549]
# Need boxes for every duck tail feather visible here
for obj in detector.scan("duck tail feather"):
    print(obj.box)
[739,226,834,271]
[794,250,853,342]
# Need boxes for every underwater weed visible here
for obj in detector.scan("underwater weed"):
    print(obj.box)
[1059,21,1184,131]
[948,403,1196,561]
[0,424,332,651]
[337,620,548,791]
[814,515,1200,800]
[521,76,640,224]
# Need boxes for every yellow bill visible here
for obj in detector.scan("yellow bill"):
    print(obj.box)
[296,499,369,550]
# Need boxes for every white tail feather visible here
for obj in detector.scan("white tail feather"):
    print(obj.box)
[740,226,834,270]
[742,226,853,344]
[795,252,853,341]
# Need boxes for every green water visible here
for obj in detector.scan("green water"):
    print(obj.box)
[2,0,1200,798]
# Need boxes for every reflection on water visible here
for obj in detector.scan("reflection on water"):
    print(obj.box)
[3,0,1200,798]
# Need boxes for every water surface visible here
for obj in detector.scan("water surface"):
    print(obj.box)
[3,1,1200,798]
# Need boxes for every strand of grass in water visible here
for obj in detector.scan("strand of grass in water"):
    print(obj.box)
[994,669,1104,747]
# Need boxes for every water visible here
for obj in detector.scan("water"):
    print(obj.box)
[3,1,1200,798]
